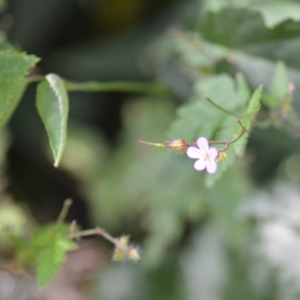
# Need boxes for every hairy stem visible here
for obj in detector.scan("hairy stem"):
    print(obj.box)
[56,199,72,226]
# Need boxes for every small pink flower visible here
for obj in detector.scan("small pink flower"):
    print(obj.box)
[187,137,218,174]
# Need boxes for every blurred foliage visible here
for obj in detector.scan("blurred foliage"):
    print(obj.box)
[1,0,300,298]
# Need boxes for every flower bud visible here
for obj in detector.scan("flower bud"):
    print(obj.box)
[138,139,187,152]
[165,139,187,152]
[112,248,126,261]
[127,247,140,262]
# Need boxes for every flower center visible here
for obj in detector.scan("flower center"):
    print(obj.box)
[201,153,209,161]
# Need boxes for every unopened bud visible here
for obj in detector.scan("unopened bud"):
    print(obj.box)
[165,139,187,152]
[112,248,126,261]
[138,139,187,152]
[112,235,140,262]
[127,247,140,262]
[118,235,130,246]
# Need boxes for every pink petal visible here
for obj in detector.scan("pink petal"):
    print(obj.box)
[196,137,209,152]
[194,159,206,171]
[208,147,218,160]
[187,147,201,159]
[206,160,217,174]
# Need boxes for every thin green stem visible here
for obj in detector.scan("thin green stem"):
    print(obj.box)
[211,119,247,147]
[27,75,170,95]
[65,81,170,95]
[205,97,238,117]
[69,227,128,253]
[187,119,247,149]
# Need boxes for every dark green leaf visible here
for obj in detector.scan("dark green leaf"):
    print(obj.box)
[36,74,69,167]
[0,50,39,130]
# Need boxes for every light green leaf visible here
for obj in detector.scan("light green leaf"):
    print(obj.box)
[247,85,262,115]
[36,247,62,291]
[270,61,288,99]
[36,74,69,167]
[198,8,300,70]
[34,224,77,291]
[169,75,239,142]
[262,61,289,108]
[236,73,251,105]
[195,7,300,107]
[0,50,39,130]
[233,85,262,156]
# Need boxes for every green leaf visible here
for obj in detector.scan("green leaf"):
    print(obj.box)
[270,61,288,100]
[170,8,300,115]
[247,85,262,115]
[36,74,69,167]
[0,50,39,130]
[236,73,251,106]
[233,85,262,156]
[262,61,288,108]
[197,7,300,71]
[169,75,239,142]
[33,224,77,291]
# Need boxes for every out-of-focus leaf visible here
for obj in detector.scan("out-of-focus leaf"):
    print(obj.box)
[0,50,39,130]
[180,226,228,300]
[197,8,300,71]
[251,1,300,26]
[201,0,300,27]
[236,73,251,106]
[262,61,288,108]
[270,62,288,100]
[36,74,69,167]
[240,181,300,298]
[233,85,262,156]
[247,85,262,115]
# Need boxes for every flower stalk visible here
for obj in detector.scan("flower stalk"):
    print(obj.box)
[138,120,247,174]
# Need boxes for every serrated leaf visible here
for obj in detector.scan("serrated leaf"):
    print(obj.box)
[236,73,251,105]
[270,61,288,100]
[262,61,289,108]
[247,85,262,115]
[0,50,39,130]
[233,85,262,156]
[36,74,69,167]
[34,224,77,291]
[36,248,62,291]
[169,75,239,142]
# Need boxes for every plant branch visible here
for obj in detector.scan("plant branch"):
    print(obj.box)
[69,227,128,253]
[65,81,170,95]
[56,199,72,226]
[205,96,238,117]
